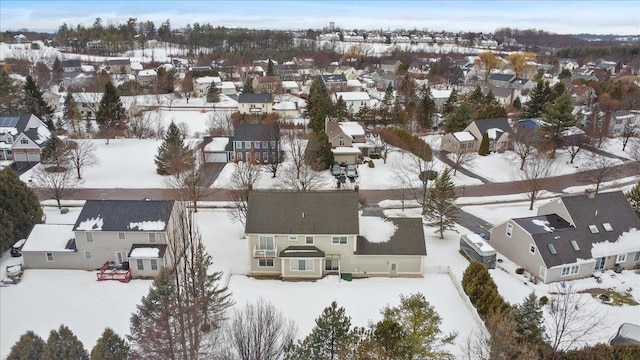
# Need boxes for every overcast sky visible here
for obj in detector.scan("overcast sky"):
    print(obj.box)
[1,0,639,35]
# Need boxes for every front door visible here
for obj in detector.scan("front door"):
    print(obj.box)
[115,251,124,265]
[594,257,606,271]
[390,263,398,277]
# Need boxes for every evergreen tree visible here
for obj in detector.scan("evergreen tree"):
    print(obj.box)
[462,262,509,319]
[473,102,507,121]
[63,91,81,134]
[242,76,254,93]
[303,301,352,360]
[444,102,472,133]
[483,89,498,106]
[542,92,576,158]
[0,70,22,113]
[305,130,334,170]
[334,95,349,120]
[95,81,127,144]
[626,181,640,218]
[371,317,408,359]
[90,328,129,360]
[307,76,333,133]
[478,132,490,155]
[512,292,545,345]
[206,84,220,103]
[0,168,43,253]
[513,96,522,110]
[41,134,71,171]
[522,80,551,118]
[42,325,88,360]
[382,83,394,109]
[155,122,194,175]
[7,330,45,360]
[416,87,435,130]
[22,75,55,130]
[468,85,484,107]
[267,59,275,76]
[441,89,458,117]
[424,168,458,239]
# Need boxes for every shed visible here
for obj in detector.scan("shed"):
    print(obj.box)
[460,234,496,268]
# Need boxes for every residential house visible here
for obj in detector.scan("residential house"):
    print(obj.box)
[0,114,51,163]
[275,64,298,81]
[105,58,131,75]
[609,110,640,137]
[229,123,280,163]
[193,76,222,98]
[137,69,157,87]
[347,79,363,92]
[200,136,232,163]
[333,92,371,114]
[293,57,315,68]
[431,89,454,110]
[246,191,426,280]
[23,200,177,279]
[489,86,515,106]
[440,131,477,154]
[489,73,516,88]
[441,118,512,153]
[377,72,401,91]
[252,76,282,94]
[489,191,640,283]
[380,59,402,73]
[273,101,299,120]
[238,93,273,115]
[61,59,82,73]
[321,74,348,93]
[330,66,359,80]
[220,81,237,96]
[559,59,580,72]
[72,93,138,120]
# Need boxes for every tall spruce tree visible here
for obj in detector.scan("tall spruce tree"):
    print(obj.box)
[0,70,22,113]
[63,91,81,134]
[626,181,640,218]
[307,76,333,133]
[266,59,275,76]
[155,122,193,175]
[42,325,88,360]
[22,74,55,130]
[478,132,490,155]
[0,168,43,253]
[444,102,472,133]
[303,301,352,360]
[512,292,545,345]
[441,89,458,118]
[242,77,254,93]
[95,81,127,145]
[90,328,129,360]
[206,84,220,103]
[522,80,552,118]
[7,331,45,360]
[424,168,458,239]
[306,130,334,170]
[417,87,435,130]
[542,92,576,158]
[462,262,509,319]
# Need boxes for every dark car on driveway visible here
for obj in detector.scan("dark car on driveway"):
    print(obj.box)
[331,162,341,177]
[10,239,26,257]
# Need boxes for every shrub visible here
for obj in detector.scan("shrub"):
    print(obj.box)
[539,296,549,306]
[368,160,375,168]
[369,153,381,159]
[515,268,525,275]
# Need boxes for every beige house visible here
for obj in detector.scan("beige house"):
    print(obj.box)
[193,76,222,98]
[442,118,512,153]
[252,76,282,94]
[238,93,273,115]
[105,58,131,75]
[0,114,51,163]
[246,191,426,280]
[490,191,640,284]
[380,59,402,74]
[333,92,371,114]
[440,131,477,154]
[137,69,158,87]
[22,200,177,279]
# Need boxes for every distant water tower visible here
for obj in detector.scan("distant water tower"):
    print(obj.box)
[329,22,335,31]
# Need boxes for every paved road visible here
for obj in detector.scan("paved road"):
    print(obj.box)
[456,209,494,239]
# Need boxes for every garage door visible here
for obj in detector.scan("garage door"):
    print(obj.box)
[205,152,228,163]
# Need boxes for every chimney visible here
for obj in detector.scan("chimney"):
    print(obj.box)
[585,188,596,199]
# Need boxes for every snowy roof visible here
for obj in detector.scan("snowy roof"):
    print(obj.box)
[130,62,143,71]
[21,224,75,252]
[356,217,426,256]
[338,122,365,137]
[195,76,221,84]
[335,92,370,101]
[220,81,236,90]
[138,69,157,77]
[203,137,231,152]
[332,146,362,155]
[359,216,397,243]
[273,101,298,111]
[281,81,299,89]
[453,131,475,142]
[463,233,496,254]
[73,200,174,232]
[486,128,504,140]
[591,228,640,258]
[129,247,160,258]
[347,79,362,87]
[430,89,452,99]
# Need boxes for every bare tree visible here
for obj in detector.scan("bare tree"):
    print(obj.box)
[229,156,263,227]
[261,121,282,178]
[546,282,608,357]
[393,148,436,214]
[129,108,157,139]
[621,115,639,152]
[449,148,473,176]
[284,129,307,179]
[563,132,585,164]
[464,314,540,360]
[281,160,329,191]
[67,140,100,179]
[32,166,80,209]
[217,298,297,360]
[166,150,212,213]
[206,111,234,137]
[512,126,539,170]
[515,154,557,210]
[579,155,616,194]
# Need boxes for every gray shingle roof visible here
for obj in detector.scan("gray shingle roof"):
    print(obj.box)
[355,217,427,256]
[321,74,347,83]
[232,123,279,142]
[73,200,175,232]
[489,73,516,83]
[279,246,325,258]
[245,191,359,234]
[238,93,272,103]
[472,118,511,135]
[513,214,573,235]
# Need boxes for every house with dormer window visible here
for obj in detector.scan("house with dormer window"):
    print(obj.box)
[489,191,640,283]
[246,191,426,280]
[0,114,51,163]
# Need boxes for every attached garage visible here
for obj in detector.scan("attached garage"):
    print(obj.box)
[332,146,361,165]
[202,136,231,163]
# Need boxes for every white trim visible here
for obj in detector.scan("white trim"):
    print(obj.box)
[258,258,274,267]
[86,232,93,242]
[84,250,92,260]
[616,253,627,263]
[331,235,348,245]
[150,259,158,271]
[506,223,513,237]
[290,259,314,271]
[305,235,314,244]
[46,252,54,262]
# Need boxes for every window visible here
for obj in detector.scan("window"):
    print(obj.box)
[529,244,536,254]
[236,152,243,161]
[635,251,640,262]
[589,225,599,233]
[244,141,251,149]
[616,253,627,263]
[547,243,557,255]
[602,223,613,232]
[118,232,126,240]
[570,240,580,251]
[150,259,158,271]
[86,232,93,242]
[332,236,348,245]
[305,236,314,244]
[137,259,144,271]
[115,252,124,264]
[261,141,268,148]
[289,235,297,242]
[46,252,54,262]
[291,259,314,271]
[6,135,13,144]
[235,141,243,149]
[20,138,28,144]
[259,259,274,267]
[570,265,579,274]
[84,251,92,260]
[561,265,580,276]
[259,236,274,250]
[325,259,339,271]
[270,141,276,147]
[506,223,513,237]
[254,141,261,149]
[539,266,547,279]
[149,233,156,243]
[255,152,261,162]
[339,136,345,146]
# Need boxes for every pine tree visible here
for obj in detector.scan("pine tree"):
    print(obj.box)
[513,96,522,110]
[416,87,435,130]
[512,292,545,345]
[242,77,254,93]
[22,75,55,130]
[7,330,45,360]
[42,325,88,360]
[155,122,194,175]
[307,76,333,132]
[522,80,551,119]
[542,92,576,158]
[95,81,127,144]
[626,181,640,218]
[0,70,22,113]
[206,84,220,103]
[462,262,509,319]
[267,59,275,76]
[305,130,334,170]
[334,95,349,120]
[473,102,507,121]
[303,301,352,360]
[468,86,484,107]
[424,168,458,239]
[90,328,129,360]
[0,168,43,253]
[478,132,490,155]
[444,102,472,133]
[441,89,458,118]
[64,91,81,134]
[41,134,71,171]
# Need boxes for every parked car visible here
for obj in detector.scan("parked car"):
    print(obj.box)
[331,162,341,177]
[10,239,26,257]
[346,165,357,178]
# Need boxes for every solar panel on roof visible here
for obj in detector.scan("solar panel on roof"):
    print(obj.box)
[0,116,20,127]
